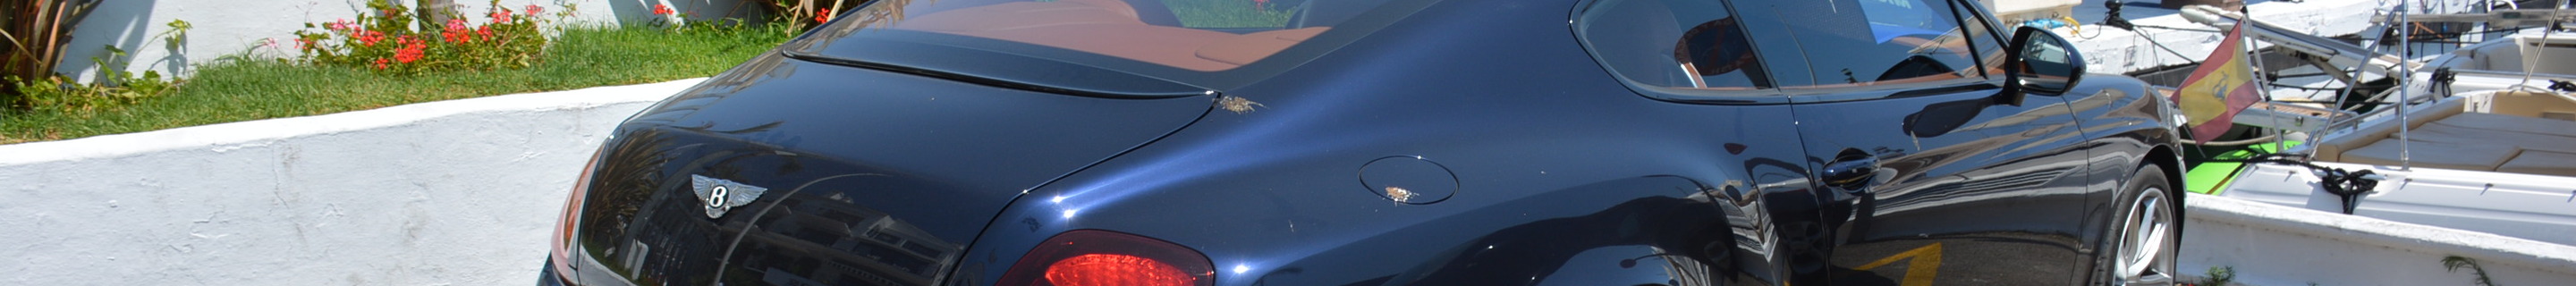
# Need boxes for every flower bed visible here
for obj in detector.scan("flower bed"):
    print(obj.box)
[292,1,551,74]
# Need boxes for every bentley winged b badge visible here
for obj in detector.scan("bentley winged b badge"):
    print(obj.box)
[691,174,769,219]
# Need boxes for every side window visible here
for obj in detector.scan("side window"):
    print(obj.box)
[1946,0,2007,76]
[1576,0,1774,90]
[1733,0,1984,88]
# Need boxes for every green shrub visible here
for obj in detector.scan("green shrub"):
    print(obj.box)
[5,21,182,114]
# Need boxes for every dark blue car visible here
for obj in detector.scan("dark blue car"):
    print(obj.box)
[542,0,2186,285]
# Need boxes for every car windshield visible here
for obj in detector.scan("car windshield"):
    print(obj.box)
[781,0,1420,92]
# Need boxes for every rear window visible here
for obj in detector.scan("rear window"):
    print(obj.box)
[783,0,1426,90]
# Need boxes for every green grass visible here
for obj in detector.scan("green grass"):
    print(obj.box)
[0,25,793,143]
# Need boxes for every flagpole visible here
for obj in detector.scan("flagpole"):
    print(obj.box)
[2236,5,2286,155]
[2394,0,2414,171]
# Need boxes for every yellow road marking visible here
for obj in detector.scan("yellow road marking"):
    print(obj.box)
[1853,242,1943,286]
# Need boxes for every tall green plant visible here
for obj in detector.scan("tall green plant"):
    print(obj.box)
[1,0,101,105]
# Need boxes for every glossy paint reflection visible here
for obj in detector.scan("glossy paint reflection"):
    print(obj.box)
[570,49,1214,285]
[554,0,2181,284]
[1383,186,1738,286]
[1794,84,2097,285]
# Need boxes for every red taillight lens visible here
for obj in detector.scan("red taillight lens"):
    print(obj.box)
[549,149,603,280]
[1046,254,1194,286]
[999,230,1215,286]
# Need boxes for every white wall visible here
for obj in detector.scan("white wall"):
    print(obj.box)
[0,79,693,285]
[2179,194,2576,286]
[50,0,755,84]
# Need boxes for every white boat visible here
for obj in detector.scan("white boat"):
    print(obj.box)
[2173,7,2576,246]
[2219,89,2576,245]
[2057,4,2576,285]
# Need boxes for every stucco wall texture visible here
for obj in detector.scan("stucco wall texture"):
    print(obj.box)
[0,79,696,285]
[54,0,755,85]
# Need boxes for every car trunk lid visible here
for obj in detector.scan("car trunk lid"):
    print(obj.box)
[566,56,1213,286]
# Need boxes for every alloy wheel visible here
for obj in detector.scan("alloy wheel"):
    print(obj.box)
[2114,186,2177,285]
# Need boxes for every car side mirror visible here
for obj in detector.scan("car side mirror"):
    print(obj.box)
[2004,26,2084,101]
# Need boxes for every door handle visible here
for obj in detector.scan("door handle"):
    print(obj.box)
[1821,156,1878,191]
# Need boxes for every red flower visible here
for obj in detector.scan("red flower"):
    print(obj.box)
[815,10,832,23]
[478,26,494,39]
[356,30,384,46]
[526,4,544,16]
[375,58,389,70]
[491,11,513,23]
[651,4,674,15]
[294,38,317,50]
[445,29,474,44]
[394,36,426,63]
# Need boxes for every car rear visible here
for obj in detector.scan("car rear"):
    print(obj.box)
[539,0,1424,285]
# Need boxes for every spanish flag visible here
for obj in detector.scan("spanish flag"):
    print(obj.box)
[2173,21,2264,143]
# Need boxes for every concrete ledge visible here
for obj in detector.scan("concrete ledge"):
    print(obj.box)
[0,79,698,285]
[2181,193,2576,286]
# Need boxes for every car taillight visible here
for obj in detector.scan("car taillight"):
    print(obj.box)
[998,230,1216,286]
[548,149,603,282]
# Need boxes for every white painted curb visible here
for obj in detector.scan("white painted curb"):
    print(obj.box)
[2180,193,2576,286]
[0,79,699,285]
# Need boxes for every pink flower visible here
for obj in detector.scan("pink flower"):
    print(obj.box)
[446,19,468,31]
[327,19,355,31]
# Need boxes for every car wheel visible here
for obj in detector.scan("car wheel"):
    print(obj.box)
[2100,165,2179,285]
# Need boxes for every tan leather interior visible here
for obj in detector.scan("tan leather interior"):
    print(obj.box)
[1197,28,1331,65]
[2339,139,2520,171]
[2430,112,2576,138]
[2398,123,2576,154]
[2483,90,2576,119]
[2499,150,2576,176]
[2314,98,2465,162]
[894,0,1328,72]
[2320,96,2576,176]
[902,1,1147,32]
